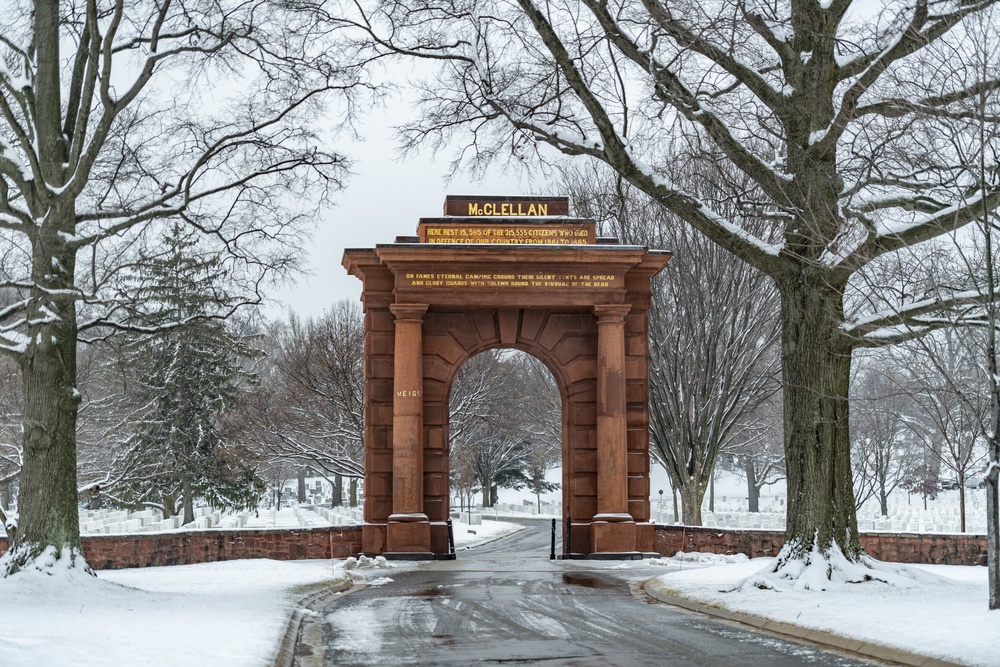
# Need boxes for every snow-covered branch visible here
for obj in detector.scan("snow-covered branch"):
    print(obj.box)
[845,288,995,347]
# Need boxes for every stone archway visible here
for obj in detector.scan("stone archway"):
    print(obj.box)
[343,196,670,559]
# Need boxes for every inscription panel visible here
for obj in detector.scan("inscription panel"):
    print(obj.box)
[399,271,619,290]
[418,222,594,245]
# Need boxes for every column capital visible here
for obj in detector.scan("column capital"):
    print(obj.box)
[593,304,631,322]
[390,303,429,321]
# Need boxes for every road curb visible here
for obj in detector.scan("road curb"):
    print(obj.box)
[641,581,964,667]
[272,574,360,667]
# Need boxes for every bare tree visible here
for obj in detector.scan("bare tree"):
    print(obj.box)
[0,0,370,574]
[727,395,786,514]
[929,2,1000,607]
[236,303,366,493]
[850,359,921,516]
[357,0,1000,576]
[449,350,560,507]
[895,330,990,531]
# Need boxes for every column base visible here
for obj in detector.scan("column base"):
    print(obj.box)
[362,523,386,555]
[590,518,638,554]
[386,514,431,554]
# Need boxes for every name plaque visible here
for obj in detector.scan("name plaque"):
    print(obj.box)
[399,271,619,289]
[443,195,570,217]
[417,222,595,245]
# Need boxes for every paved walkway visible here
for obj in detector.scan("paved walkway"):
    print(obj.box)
[277,522,923,667]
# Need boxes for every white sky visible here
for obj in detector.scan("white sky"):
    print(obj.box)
[267,98,528,319]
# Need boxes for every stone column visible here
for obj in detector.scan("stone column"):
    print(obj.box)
[386,303,433,557]
[591,304,637,555]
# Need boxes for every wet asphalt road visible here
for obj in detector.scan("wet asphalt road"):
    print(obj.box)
[309,520,878,667]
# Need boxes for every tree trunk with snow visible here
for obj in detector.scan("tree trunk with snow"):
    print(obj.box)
[332,474,343,506]
[0,480,11,513]
[960,481,968,533]
[9,223,84,572]
[746,459,759,514]
[709,472,715,514]
[776,277,862,563]
[182,478,195,526]
[679,480,707,526]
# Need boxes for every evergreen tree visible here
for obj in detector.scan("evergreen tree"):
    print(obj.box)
[115,224,264,523]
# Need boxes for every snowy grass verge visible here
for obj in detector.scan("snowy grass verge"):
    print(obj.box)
[0,559,348,667]
[646,554,998,667]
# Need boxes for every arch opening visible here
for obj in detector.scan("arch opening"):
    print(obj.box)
[448,349,562,554]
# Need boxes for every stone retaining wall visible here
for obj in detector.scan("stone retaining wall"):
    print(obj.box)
[0,526,362,570]
[653,525,988,566]
[1,525,986,568]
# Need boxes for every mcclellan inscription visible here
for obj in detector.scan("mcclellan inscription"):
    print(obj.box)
[443,195,570,217]
[465,201,548,216]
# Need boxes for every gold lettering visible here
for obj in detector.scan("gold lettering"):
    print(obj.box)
[539,203,548,215]
[396,390,421,397]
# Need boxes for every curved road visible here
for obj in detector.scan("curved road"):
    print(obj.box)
[296,520,878,666]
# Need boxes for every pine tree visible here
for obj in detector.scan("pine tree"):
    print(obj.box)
[115,224,264,523]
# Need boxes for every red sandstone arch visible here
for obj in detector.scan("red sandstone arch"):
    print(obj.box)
[343,196,670,559]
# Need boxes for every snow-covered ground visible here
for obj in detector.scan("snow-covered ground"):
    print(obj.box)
[0,521,520,667]
[0,558,348,667]
[3,466,994,665]
[1,545,995,667]
[645,553,999,667]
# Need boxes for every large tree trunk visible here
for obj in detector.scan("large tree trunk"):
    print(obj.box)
[349,478,358,507]
[709,471,715,513]
[679,480,706,526]
[332,474,343,506]
[746,458,760,513]
[959,483,967,533]
[297,468,307,503]
[777,278,861,565]
[7,291,83,572]
[182,477,195,525]
[4,199,86,574]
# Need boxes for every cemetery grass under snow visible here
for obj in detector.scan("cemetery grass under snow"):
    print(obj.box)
[0,471,997,666]
[0,532,996,667]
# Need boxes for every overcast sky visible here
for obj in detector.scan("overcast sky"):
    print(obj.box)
[267,92,530,320]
